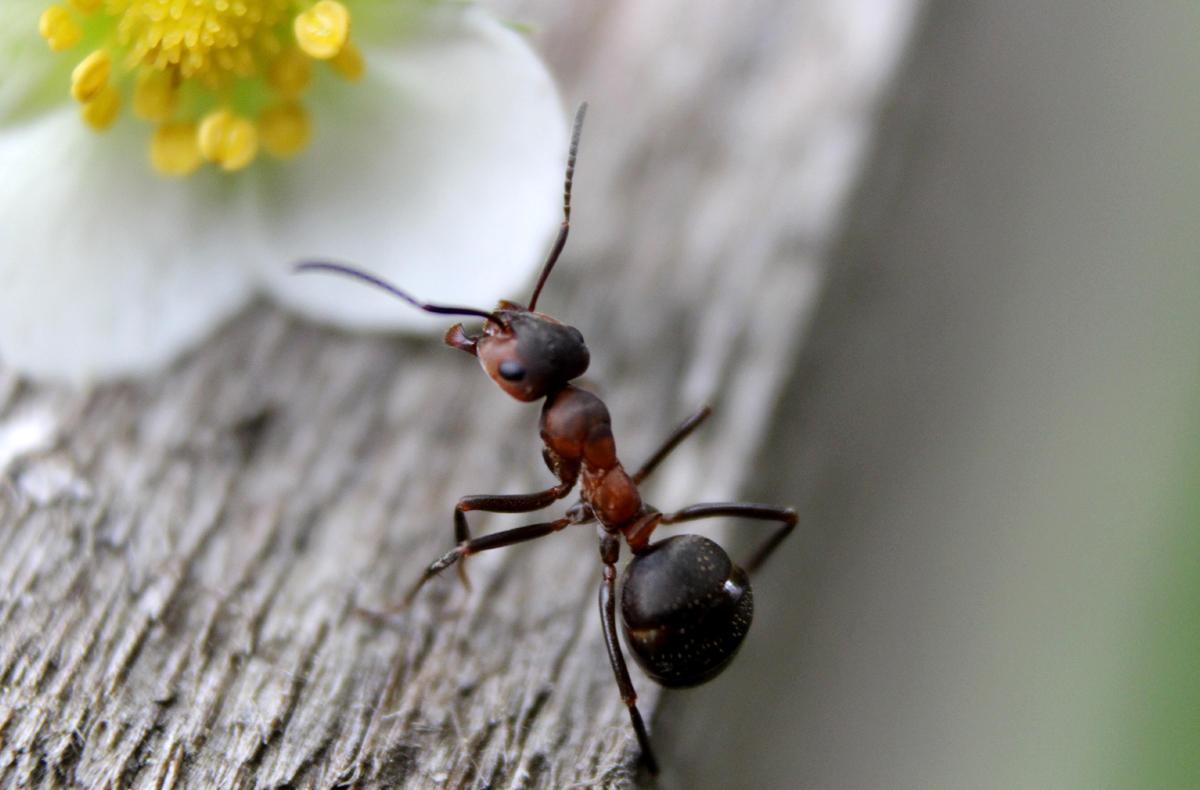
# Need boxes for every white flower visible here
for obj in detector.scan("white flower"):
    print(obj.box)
[0,0,567,383]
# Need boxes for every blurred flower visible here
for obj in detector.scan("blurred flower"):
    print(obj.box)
[0,0,567,383]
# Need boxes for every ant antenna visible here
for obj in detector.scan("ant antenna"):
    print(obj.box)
[527,102,588,313]
[295,262,501,323]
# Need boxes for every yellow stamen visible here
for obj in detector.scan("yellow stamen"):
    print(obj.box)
[117,0,294,83]
[81,84,121,130]
[150,122,203,177]
[197,109,234,161]
[132,70,179,122]
[38,0,367,175]
[266,47,312,100]
[71,50,111,103]
[329,41,365,82]
[294,1,351,61]
[198,109,259,172]
[259,103,311,159]
[39,6,81,53]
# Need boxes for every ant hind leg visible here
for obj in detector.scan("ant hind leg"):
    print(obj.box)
[598,534,659,775]
[659,502,797,574]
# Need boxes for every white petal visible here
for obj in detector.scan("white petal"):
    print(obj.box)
[0,111,259,384]
[256,6,567,331]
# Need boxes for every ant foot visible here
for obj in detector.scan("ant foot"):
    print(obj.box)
[353,603,408,627]
[456,550,473,592]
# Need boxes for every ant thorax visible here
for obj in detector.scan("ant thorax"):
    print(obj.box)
[540,385,643,528]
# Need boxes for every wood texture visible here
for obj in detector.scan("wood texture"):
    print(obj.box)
[0,1,920,786]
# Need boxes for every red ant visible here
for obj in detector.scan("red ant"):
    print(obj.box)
[297,104,796,775]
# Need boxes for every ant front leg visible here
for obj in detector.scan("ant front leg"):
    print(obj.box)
[416,482,575,597]
[597,532,659,775]
[660,502,798,574]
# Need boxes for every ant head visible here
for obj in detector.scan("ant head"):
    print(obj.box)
[467,309,589,402]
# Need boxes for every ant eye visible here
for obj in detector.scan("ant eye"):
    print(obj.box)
[499,360,526,381]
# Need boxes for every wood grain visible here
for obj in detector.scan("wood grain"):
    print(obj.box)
[0,1,920,786]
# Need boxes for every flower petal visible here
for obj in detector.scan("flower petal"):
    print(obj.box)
[0,111,259,383]
[255,6,567,331]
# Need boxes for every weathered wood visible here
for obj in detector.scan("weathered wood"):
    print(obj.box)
[0,1,920,786]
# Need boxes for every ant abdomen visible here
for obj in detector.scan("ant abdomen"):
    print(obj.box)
[620,534,753,688]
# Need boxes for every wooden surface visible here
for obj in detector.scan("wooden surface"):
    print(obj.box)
[0,1,920,786]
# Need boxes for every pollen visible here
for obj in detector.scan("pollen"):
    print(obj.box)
[198,108,259,171]
[132,70,177,122]
[266,47,312,100]
[150,122,203,176]
[39,6,82,52]
[71,50,111,103]
[329,41,364,81]
[38,0,367,176]
[294,1,350,60]
[81,85,121,130]
[259,102,310,159]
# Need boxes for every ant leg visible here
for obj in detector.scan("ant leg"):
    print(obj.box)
[404,515,573,605]
[660,503,797,574]
[451,483,574,588]
[598,533,660,775]
[632,406,712,484]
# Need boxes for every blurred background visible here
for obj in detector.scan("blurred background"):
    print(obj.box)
[652,2,1200,788]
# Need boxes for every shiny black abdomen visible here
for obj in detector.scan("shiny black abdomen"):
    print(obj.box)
[619,534,753,688]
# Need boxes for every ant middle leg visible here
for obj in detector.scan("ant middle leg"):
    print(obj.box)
[660,502,798,574]
[405,515,574,605]
[597,533,659,775]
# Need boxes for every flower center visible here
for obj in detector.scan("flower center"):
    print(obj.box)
[39,0,363,176]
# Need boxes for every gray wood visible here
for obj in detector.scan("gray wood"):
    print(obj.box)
[0,1,920,786]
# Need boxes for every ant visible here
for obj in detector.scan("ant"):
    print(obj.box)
[297,104,796,775]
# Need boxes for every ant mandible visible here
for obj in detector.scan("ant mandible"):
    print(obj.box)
[297,104,796,775]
